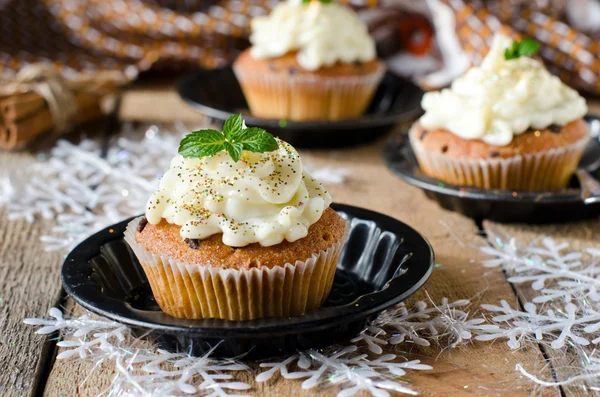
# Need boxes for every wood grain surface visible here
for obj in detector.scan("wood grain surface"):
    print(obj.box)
[1,82,598,396]
[484,220,600,397]
[0,153,64,397]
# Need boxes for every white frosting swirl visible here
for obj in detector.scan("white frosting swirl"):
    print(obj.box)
[419,34,587,146]
[145,139,332,247]
[249,0,376,71]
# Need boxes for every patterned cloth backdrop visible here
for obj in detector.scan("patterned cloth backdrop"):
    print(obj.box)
[0,0,598,91]
[435,0,600,93]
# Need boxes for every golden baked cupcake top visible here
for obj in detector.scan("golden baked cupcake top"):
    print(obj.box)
[137,207,345,270]
[419,34,587,146]
[248,0,376,71]
[145,115,332,247]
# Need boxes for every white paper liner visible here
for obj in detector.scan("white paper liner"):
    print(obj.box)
[409,127,590,191]
[124,218,348,321]
[233,62,385,121]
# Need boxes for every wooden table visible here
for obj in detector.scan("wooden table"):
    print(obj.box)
[1,81,599,396]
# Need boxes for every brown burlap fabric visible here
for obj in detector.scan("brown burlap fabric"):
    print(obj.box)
[443,0,600,93]
[0,0,598,92]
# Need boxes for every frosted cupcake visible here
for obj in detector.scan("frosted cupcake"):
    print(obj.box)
[410,35,589,191]
[124,115,347,320]
[233,0,385,121]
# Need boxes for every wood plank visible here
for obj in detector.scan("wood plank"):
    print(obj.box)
[483,220,600,397]
[41,137,555,396]
[0,152,65,397]
[119,78,206,123]
[588,101,600,116]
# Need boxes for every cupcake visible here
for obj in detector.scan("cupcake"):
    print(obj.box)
[233,0,385,121]
[124,115,347,320]
[410,34,589,191]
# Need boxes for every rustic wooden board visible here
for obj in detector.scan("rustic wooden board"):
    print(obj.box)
[484,220,600,397]
[119,78,206,123]
[0,152,65,397]
[41,140,556,396]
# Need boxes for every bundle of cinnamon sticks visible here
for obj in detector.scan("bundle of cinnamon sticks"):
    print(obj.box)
[0,91,104,150]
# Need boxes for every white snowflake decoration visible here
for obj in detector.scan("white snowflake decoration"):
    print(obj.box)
[25,307,433,397]
[478,237,600,349]
[25,308,251,397]
[479,235,600,389]
[3,124,181,251]
[481,237,600,304]
[352,298,492,353]
[475,300,600,349]
[257,346,431,397]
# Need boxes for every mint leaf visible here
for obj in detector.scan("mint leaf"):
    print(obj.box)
[223,141,243,162]
[504,38,539,60]
[517,39,539,57]
[178,129,225,158]
[222,113,242,139]
[178,115,279,162]
[232,127,279,153]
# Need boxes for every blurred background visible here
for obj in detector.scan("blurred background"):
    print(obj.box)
[0,0,599,150]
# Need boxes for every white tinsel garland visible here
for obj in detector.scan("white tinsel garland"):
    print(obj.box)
[341,237,600,390]
[482,237,600,304]
[25,307,434,397]
[25,308,252,397]
[3,124,180,251]
[257,347,432,396]
[479,235,600,389]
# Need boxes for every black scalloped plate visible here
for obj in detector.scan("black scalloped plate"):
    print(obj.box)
[176,67,423,148]
[382,116,600,223]
[62,203,434,358]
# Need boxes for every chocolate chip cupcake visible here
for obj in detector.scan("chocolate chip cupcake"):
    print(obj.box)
[124,115,348,320]
[410,35,589,191]
[233,0,385,121]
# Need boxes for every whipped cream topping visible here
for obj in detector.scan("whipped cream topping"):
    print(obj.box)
[145,139,332,247]
[249,0,376,71]
[419,34,587,146]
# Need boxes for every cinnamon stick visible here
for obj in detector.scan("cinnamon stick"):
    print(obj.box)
[0,91,101,122]
[0,96,104,150]
[1,108,52,149]
[0,92,45,121]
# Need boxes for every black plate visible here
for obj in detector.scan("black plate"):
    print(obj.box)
[176,67,423,148]
[383,116,600,223]
[62,203,434,358]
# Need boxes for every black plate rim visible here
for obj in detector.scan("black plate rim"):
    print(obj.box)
[62,203,434,338]
[382,115,600,205]
[175,67,424,130]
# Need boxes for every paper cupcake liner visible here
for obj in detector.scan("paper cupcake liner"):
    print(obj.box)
[409,129,590,191]
[124,218,348,321]
[233,63,385,121]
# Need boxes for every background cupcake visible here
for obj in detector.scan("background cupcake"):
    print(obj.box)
[233,0,385,121]
[410,34,589,191]
[124,115,348,320]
